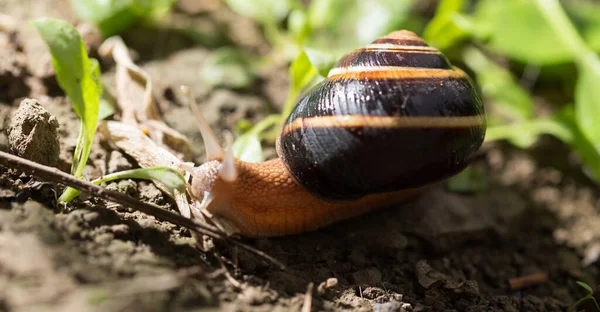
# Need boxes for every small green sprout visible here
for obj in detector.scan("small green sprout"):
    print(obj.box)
[569,281,600,312]
[70,0,176,37]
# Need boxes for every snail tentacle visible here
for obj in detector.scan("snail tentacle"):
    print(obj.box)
[219,131,237,182]
[181,85,224,161]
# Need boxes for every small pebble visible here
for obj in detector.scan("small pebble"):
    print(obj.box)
[317,277,339,294]
[110,224,129,234]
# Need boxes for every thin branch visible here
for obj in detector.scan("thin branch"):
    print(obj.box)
[0,150,284,270]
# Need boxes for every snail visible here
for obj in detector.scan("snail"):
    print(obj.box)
[188,30,486,238]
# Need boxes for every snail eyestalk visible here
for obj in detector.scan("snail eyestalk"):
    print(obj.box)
[219,131,237,182]
[180,85,224,161]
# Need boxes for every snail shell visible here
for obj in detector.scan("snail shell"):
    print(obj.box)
[277,30,486,201]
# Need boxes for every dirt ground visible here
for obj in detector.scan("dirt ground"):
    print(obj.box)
[1,1,600,311]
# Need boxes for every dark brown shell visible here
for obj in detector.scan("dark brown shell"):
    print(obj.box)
[277,30,486,201]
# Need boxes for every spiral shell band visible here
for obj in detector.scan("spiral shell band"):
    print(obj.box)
[281,114,485,137]
[334,50,451,70]
[328,66,465,80]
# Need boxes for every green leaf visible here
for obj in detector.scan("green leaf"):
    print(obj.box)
[353,0,416,44]
[486,107,600,182]
[437,0,464,12]
[565,1,600,53]
[484,119,567,148]
[533,0,600,154]
[199,47,255,90]
[474,0,574,64]
[553,108,600,181]
[575,57,600,150]
[34,18,101,185]
[576,281,594,294]
[34,18,101,131]
[424,0,472,50]
[533,0,590,64]
[463,48,534,122]
[279,49,320,119]
[70,0,175,36]
[288,10,312,45]
[110,167,187,193]
[224,0,295,25]
[463,47,536,148]
[306,0,416,53]
[584,24,600,53]
[233,133,263,163]
[290,50,319,94]
[307,0,347,30]
[60,166,188,202]
[34,18,104,203]
[304,48,337,77]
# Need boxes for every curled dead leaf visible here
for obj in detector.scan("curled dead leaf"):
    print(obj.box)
[98,36,192,161]
[98,120,192,218]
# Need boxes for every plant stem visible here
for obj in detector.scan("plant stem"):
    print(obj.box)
[533,0,594,66]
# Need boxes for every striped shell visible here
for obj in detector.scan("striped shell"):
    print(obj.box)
[276,30,486,201]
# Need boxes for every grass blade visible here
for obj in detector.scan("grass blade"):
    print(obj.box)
[60,166,188,202]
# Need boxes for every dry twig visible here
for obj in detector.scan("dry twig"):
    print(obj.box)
[508,273,548,290]
[0,150,284,270]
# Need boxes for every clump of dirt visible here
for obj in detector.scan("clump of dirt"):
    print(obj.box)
[8,98,60,166]
[0,103,13,152]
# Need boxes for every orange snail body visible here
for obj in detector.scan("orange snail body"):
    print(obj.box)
[191,30,486,238]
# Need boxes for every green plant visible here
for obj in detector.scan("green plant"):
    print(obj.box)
[34,18,103,202]
[60,166,187,202]
[70,0,176,37]
[569,281,600,312]
[34,17,186,203]
[476,0,600,181]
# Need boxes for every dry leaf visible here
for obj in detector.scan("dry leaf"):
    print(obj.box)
[98,36,192,161]
[98,120,192,217]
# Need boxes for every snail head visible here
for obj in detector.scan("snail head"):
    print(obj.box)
[178,86,237,213]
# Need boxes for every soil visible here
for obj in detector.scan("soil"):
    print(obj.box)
[1,1,600,312]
